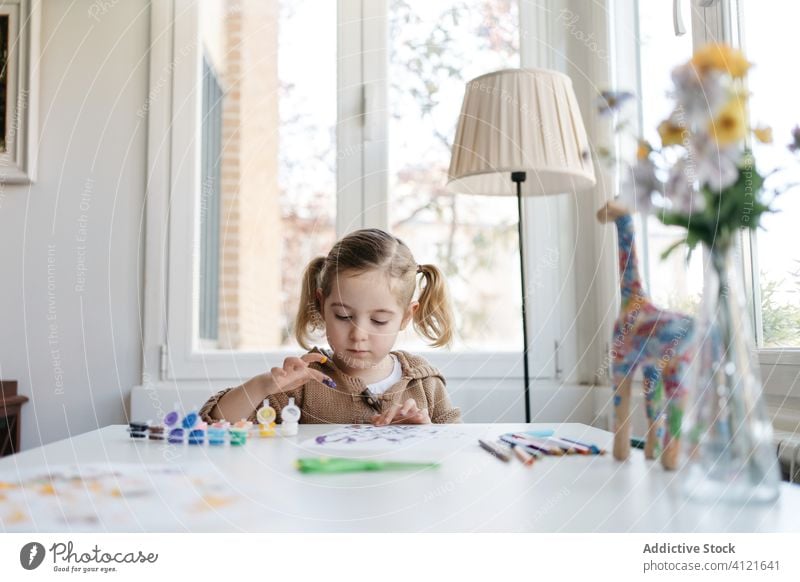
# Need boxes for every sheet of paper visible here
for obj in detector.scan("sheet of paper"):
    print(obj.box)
[301,424,471,452]
[0,463,250,532]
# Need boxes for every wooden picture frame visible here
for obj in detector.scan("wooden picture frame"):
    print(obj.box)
[0,0,39,183]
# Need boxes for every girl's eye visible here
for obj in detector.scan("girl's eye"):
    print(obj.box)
[372,320,389,326]
[334,314,352,320]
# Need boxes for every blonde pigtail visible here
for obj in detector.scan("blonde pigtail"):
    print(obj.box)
[414,263,455,348]
[294,256,327,349]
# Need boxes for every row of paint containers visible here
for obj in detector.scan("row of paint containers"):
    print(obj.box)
[127,398,301,446]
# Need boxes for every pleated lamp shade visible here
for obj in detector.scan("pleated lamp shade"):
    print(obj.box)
[447,68,596,196]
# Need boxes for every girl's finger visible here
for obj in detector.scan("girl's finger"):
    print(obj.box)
[270,367,287,378]
[283,357,306,372]
[400,398,417,416]
[381,403,403,425]
[300,353,329,365]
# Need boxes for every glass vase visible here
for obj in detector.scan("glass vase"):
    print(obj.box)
[681,245,781,504]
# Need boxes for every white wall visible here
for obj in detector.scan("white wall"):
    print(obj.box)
[0,0,150,450]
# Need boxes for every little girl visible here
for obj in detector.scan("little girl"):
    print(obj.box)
[199,228,462,426]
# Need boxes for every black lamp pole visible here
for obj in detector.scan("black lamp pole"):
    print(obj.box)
[511,171,531,423]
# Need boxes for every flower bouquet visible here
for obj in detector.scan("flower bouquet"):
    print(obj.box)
[600,44,798,502]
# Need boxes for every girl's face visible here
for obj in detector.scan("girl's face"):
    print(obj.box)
[317,269,417,379]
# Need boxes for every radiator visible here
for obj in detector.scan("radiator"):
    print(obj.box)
[776,432,800,484]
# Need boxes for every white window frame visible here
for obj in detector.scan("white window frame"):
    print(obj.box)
[728,0,800,407]
[143,0,572,398]
[606,0,799,409]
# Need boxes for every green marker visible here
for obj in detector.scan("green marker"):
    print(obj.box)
[295,457,440,474]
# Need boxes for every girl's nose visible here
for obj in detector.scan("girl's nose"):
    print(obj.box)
[349,321,368,341]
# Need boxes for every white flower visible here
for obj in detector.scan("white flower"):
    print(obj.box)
[665,158,700,214]
[670,64,728,127]
[688,134,741,191]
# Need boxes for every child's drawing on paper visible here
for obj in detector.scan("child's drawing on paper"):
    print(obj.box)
[0,463,245,531]
[308,424,468,450]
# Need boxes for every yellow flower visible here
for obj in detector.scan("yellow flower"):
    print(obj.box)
[636,140,652,160]
[691,43,751,78]
[753,125,773,143]
[658,120,685,147]
[709,98,747,145]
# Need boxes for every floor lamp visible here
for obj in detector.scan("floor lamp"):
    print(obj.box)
[446,68,596,422]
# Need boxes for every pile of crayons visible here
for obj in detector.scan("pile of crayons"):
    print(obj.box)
[499,432,606,457]
[127,412,272,447]
[478,430,606,466]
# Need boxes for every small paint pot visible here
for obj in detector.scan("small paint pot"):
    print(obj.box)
[182,412,199,430]
[207,427,227,446]
[164,411,180,427]
[148,425,165,441]
[257,423,276,437]
[128,422,149,439]
[229,427,248,446]
[168,427,185,444]
[188,428,206,445]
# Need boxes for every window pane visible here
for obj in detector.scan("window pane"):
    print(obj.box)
[635,0,702,314]
[198,0,336,350]
[388,0,521,350]
[742,0,800,348]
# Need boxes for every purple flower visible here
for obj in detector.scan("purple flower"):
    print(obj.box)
[596,90,635,116]
[688,135,741,192]
[670,64,727,126]
[789,125,800,152]
[621,156,661,214]
[665,159,700,214]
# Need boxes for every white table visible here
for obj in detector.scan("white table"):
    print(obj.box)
[1,423,798,532]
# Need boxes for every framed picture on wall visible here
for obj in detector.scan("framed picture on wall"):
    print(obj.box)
[0,0,39,183]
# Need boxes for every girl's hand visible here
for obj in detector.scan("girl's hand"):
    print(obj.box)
[372,398,431,426]
[269,353,334,394]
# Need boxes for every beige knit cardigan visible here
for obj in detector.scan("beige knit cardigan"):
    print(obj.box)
[198,348,462,425]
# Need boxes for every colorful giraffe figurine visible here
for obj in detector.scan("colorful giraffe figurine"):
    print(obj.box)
[597,200,695,470]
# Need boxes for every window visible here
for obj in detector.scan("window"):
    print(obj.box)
[740,0,800,349]
[196,0,336,352]
[160,0,562,382]
[614,0,800,405]
[387,0,522,351]
[633,0,704,315]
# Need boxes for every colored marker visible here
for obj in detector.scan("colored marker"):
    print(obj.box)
[295,457,439,474]
[521,429,555,438]
[511,434,563,456]
[500,435,545,456]
[545,436,589,455]
[510,444,536,467]
[561,437,605,455]
[478,439,512,462]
